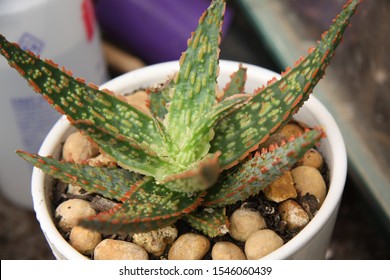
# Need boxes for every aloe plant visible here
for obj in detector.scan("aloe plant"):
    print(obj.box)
[0,0,358,237]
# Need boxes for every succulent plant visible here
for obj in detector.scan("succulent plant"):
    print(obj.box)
[0,0,358,237]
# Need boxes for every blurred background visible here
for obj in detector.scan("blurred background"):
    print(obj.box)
[0,0,389,259]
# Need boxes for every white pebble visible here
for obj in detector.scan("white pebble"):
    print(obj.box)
[132,226,178,256]
[55,199,96,232]
[124,90,151,115]
[229,209,267,242]
[279,200,310,230]
[94,239,148,260]
[69,226,102,255]
[212,241,246,260]
[62,132,99,163]
[297,148,324,170]
[168,233,210,260]
[291,166,327,205]
[245,229,284,260]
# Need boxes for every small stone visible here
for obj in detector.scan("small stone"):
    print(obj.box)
[87,153,117,167]
[62,132,99,163]
[69,226,102,255]
[67,184,84,195]
[124,90,151,115]
[263,172,297,202]
[168,233,210,260]
[55,199,96,232]
[299,194,320,219]
[245,229,284,260]
[211,241,246,260]
[258,133,287,150]
[280,123,304,138]
[229,209,267,242]
[278,200,310,230]
[94,239,148,260]
[132,226,178,256]
[291,166,327,205]
[296,148,324,170]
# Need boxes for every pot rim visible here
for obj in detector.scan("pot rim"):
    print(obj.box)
[32,60,347,260]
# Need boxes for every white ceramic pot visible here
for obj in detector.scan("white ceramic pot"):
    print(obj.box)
[32,60,347,260]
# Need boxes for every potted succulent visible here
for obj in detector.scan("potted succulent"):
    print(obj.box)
[0,0,357,260]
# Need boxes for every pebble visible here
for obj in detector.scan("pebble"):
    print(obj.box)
[168,233,210,260]
[67,184,84,195]
[87,153,117,167]
[278,200,310,230]
[124,90,151,115]
[211,241,246,260]
[62,132,99,163]
[263,171,297,202]
[55,199,96,232]
[69,226,102,255]
[94,239,149,260]
[245,229,284,260]
[258,133,287,150]
[291,166,327,205]
[132,226,178,256]
[296,148,324,170]
[229,209,267,242]
[280,123,304,138]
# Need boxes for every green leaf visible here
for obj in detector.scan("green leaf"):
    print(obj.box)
[0,35,168,158]
[149,80,173,119]
[210,0,359,169]
[164,0,225,163]
[78,178,205,234]
[184,207,228,237]
[203,128,324,207]
[175,94,249,165]
[74,122,178,179]
[220,64,247,100]
[16,150,142,200]
[162,152,221,192]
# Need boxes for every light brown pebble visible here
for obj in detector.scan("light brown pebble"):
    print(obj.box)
[62,132,99,163]
[278,200,310,230]
[296,148,324,170]
[69,226,102,255]
[258,133,287,150]
[245,229,284,260]
[94,239,149,260]
[211,242,246,260]
[280,123,304,138]
[291,166,327,205]
[87,153,117,167]
[67,184,84,195]
[168,233,210,260]
[229,209,267,242]
[132,226,178,256]
[124,90,151,115]
[55,199,96,232]
[263,171,297,202]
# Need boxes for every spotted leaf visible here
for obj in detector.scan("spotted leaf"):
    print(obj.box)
[164,0,225,165]
[16,150,143,200]
[78,178,204,234]
[74,122,177,179]
[210,0,359,170]
[184,207,229,237]
[203,128,325,207]
[0,34,168,158]
[220,64,247,100]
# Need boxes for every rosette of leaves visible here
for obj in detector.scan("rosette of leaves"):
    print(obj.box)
[0,0,358,237]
